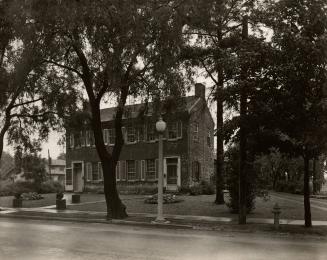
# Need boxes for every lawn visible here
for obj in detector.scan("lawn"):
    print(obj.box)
[67,192,327,221]
[1,191,327,222]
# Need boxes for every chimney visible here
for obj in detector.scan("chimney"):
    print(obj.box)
[195,83,205,99]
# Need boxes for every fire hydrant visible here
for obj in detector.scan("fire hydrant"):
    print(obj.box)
[272,203,281,229]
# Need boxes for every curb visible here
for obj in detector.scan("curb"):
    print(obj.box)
[0,212,194,230]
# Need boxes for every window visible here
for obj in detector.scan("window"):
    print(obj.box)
[147,123,156,141]
[168,122,178,139]
[108,129,115,145]
[86,130,95,146]
[66,168,72,185]
[81,131,86,147]
[86,162,92,181]
[74,132,81,148]
[69,134,74,148]
[127,160,136,180]
[92,162,99,181]
[126,127,137,143]
[192,161,200,182]
[98,162,103,180]
[193,123,199,141]
[103,129,109,145]
[146,159,156,180]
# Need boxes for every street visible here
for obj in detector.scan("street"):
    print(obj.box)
[0,218,326,260]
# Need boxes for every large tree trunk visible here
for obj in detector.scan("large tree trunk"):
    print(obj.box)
[303,155,312,227]
[238,16,248,225]
[90,94,128,219]
[215,81,225,204]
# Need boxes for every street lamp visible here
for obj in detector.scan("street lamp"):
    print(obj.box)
[153,116,169,223]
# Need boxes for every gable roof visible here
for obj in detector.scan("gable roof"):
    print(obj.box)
[100,96,200,122]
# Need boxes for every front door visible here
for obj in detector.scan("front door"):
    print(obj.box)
[72,162,83,192]
[164,157,180,191]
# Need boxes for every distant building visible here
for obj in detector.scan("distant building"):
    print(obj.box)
[45,159,66,186]
[65,84,215,192]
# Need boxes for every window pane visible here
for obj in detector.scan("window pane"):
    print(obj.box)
[146,159,156,180]
[92,162,99,181]
[127,160,136,180]
[127,127,136,143]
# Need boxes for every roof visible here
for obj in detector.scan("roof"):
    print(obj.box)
[100,96,200,122]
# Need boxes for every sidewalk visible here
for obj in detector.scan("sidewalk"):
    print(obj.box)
[2,203,327,233]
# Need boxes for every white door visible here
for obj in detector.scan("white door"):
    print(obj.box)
[72,162,84,192]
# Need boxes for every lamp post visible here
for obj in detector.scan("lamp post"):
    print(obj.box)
[153,116,169,223]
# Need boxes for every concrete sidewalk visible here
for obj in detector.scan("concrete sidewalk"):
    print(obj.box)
[1,204,327,230]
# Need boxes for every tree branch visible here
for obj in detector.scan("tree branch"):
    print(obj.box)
[11,98,43,109]
[44,59,83,77]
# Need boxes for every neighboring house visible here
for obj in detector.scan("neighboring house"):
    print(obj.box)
[45,159,66,186]
[65,83,215,192]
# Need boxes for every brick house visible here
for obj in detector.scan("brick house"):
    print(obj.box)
[65,83,214,192]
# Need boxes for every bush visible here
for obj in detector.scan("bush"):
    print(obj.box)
[200,180,215,195]
[144,194,183,204]
[1,181,37,196]
[22,192,44,200]
[189,184,202,195]
[38,180,64,194]
[275,180,303,194]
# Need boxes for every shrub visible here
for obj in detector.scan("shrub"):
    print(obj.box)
[22,192,44,200]
[144,194,183,204]
[2,181,37,196]
[200,180,215,195]
[38,180,64,194]
[189,184,202,195]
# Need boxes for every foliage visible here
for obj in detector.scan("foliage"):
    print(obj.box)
[189,180,215,196]
[225,145,269,213]
[20,153,47,185]
[144,194,183,204]
[38,180,64,194]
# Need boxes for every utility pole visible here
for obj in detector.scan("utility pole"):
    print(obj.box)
[239,16,248,225]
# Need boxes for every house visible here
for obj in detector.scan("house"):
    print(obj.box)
[45,159,66,186]
[65,83,215,192]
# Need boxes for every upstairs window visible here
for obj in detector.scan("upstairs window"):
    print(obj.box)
[147,123,156,141]
[108,129,115,145]
[69,134,74,148]
[193,123,199,141]
[126,127,137,143]
[168,122,178,139]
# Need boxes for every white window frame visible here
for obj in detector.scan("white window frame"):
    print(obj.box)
[168,122,178,140]
[127,160,136,181]
[126,126,137,144]
[103,129,109,145]
[69,134,74,148]
[146,159,156,180]
[65,168,73,185]
[86,162,92,181]
[108,129,115,145]
[147,123,156,142]
[193,123,199,141]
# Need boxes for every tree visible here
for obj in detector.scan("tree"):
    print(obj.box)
[261,0,327,227]
[180,0,257,205]
[0,1,76,160]
[35,0,186,219]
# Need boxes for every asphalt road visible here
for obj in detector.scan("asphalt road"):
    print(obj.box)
[0,218,326,260]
